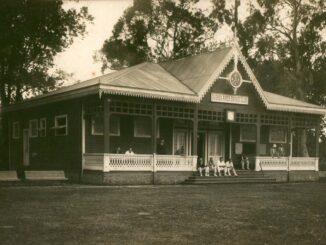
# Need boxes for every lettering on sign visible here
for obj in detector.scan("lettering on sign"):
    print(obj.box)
[211,93,249,105]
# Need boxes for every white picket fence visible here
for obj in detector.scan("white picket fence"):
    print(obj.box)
[83,154,198,172]
[255,156,319,171]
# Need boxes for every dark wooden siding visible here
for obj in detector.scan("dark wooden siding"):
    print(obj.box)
[199,79,266,113]
[7,98,82,175]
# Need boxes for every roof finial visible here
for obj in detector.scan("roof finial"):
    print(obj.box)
[232,0,240,46]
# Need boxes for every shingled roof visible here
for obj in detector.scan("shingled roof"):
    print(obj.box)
[2,44,326,115]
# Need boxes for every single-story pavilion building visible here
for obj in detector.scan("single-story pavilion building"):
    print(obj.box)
[2,42,326,184]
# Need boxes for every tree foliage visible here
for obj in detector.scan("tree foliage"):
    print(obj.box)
[223,0,326,156]
[101,0,231,70]
[234,0,326,104]
[0,0,93,106]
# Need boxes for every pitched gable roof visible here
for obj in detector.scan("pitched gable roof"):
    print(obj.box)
[160,47,233,94]
[2,43,326,115]
[263,91,325,114]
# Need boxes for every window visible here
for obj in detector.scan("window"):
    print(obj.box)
[91,115,103,135]
[29,119,38,138]
[173,129,188,155]
[91,115,120,136]
[55,115,68,136]
[240,124,256,142]
[134,117,151,138]
[269,126,287,143]
[110,115,120,136]
[208,132,224,156]
[12,122,20,139]
[39,118,46,137]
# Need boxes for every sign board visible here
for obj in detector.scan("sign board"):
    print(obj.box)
[211,93,248,105]
[235,143,243,154]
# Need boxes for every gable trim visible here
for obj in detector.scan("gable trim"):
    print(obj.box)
[197,46,235,100]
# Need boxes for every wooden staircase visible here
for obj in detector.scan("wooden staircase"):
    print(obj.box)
[184,170,276,185]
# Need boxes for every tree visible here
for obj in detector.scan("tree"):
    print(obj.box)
[101,0,230,70]
[215,0,326,156]
[0,0,93,106]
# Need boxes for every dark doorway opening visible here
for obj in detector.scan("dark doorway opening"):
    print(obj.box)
[197,132,206,163]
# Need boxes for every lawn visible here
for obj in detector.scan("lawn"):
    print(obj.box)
[0,183,326,245]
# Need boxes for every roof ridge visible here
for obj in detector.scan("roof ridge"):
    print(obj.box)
[159,46,232,65]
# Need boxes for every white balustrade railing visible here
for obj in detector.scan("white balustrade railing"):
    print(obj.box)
[290,157,318,171]
[105,154,153,171]
[156,155,197,171]
[255,157,288,171]
[255,156,319,171]
[83,153,198,172]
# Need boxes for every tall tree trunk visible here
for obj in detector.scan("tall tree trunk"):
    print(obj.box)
[292,0,309,157]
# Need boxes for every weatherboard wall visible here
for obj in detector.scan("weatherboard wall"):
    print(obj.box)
[7,99,83,177]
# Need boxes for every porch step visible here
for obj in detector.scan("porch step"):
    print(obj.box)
[24,170,68,181]
[184,170,276,185]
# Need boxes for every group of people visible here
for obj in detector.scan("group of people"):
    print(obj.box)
[114,139,182,155]
[115,147,135,155]
[197,157,238,177]
[270,144,285,158]
[158,139,185,155]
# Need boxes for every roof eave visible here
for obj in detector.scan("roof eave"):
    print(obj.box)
[2,84,100,112]
[267,104,326,115]
[99,85,198,103]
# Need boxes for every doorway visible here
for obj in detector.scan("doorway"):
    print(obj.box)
[197,131,225,163]
[23,129,30,167]
[197,132,206,162]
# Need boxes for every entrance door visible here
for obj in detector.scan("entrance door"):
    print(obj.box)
[207,131,224,161]
[23,129,30,167]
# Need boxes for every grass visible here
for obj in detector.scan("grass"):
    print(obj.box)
[0,183,326,245]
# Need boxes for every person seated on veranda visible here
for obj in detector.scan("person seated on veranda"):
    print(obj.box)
[270,144,277,158]
[175,145,185,155]
[197,157,205,177]
[125,147,134,155]
[157,139,166,155]
[208,157,218,177]
[277,144,284,158]
[115,147,122,154]
[225,158,238,176]
[217,157,227,176]
[241,154,250,170]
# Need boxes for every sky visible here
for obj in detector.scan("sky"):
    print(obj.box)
[54,0,132,85]
[54,0,248,85]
